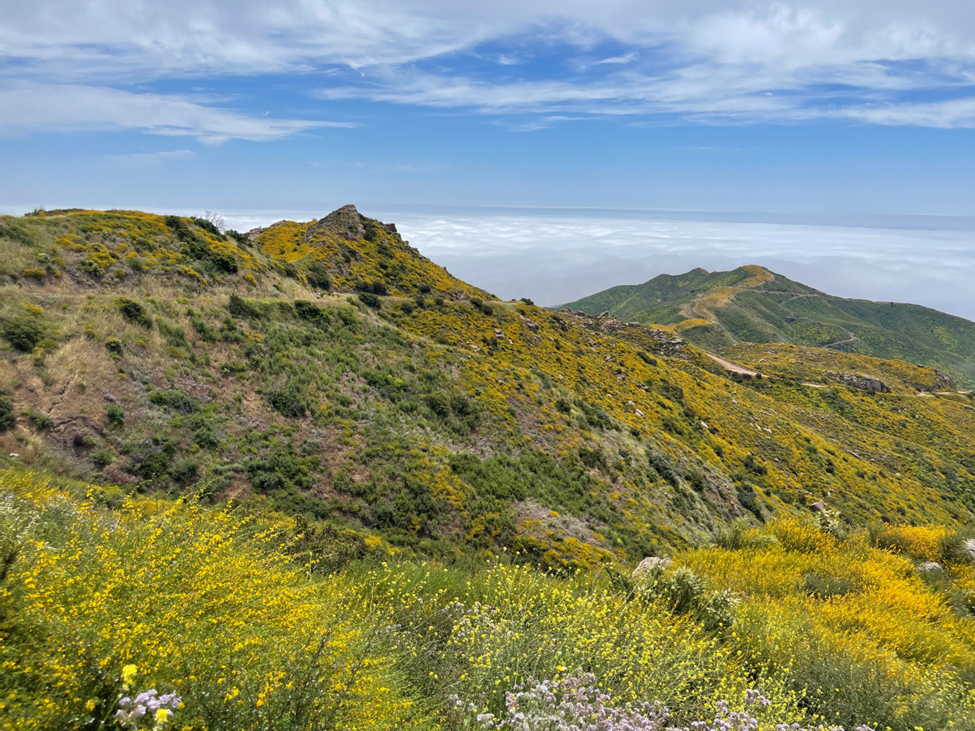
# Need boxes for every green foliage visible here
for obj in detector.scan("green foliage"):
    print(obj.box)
[564,264,975,387]
[228,294,263,320]
[266,384,307,418]
[104,337,123,357]
[2,317,43,352]
[116,297,152,329]
[105,403,125,429]
[358,292,382,309]
[0,392,15,432]
[148,389,197,414]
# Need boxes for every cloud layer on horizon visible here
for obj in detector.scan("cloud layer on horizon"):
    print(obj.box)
[380,212,975,320]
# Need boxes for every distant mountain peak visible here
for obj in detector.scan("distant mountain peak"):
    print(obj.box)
[560,264,975,386]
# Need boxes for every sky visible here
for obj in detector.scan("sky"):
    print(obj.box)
[1,0,973,315]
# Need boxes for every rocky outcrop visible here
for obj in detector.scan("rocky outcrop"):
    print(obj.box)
[633,556,672,577]
[305,204,366,242]
[936,371,957,390]
[247,219,289,242]
[826,371,890,393]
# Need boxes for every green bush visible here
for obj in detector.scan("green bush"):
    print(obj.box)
[228,294,262,320]
[304,261,332,292]
[148,389,197,414]
[2,317,43,352]
[267,385,307,419]
[104,338,123,357]
[105,403,125,429]
[170,459,199,484]
[358,292,382,309]
[91,448,115,468]
[423,392,451,418]
[116,298,152,329]
[0,392,15,432]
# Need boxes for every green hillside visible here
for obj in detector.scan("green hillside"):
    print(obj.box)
[4,206,975,729]
[561,265,975,387]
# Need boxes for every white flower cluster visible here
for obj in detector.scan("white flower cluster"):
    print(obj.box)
[466,671,875,731]
[115,689,181,730]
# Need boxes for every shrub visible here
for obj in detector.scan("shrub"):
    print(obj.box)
[91,447,115,468]
[0,392,15,431]
[148,389,197,414]
[356,280,388,296]
[23,409,52,431]
[116,298,152,329]
[105,403,125,429]
[2,317,43,352]
[169,459,199,484]
[743,453,767,476]
[228,294,262,320]
[209,251,238,273]
[304,260,332,291]
[686,469,706,492]
[423,392,451,418]
[358,292,382,309]
[104,338,123,357]
[190,216,222,237]
[578,446,608,471]
[267,384,307,418]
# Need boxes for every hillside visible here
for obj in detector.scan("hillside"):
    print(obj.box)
[4,206,975,729]
[1,206,974,566]
[560,265,975,387]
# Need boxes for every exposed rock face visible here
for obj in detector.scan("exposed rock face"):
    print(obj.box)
[247,219,289,242]
[826,371,890,393]
[633,556,672,577]
[936,371,957,390]
[306,204,366,242]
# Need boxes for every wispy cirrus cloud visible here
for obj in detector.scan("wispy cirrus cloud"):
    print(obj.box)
[0,83,353,142]
[104,149,197,166]
[0,1,974,129]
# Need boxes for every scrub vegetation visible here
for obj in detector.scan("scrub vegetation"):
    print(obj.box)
[2,206,975,729]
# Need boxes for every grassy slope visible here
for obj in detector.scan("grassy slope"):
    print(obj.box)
[562,265,975,387]
[0,209,974,571]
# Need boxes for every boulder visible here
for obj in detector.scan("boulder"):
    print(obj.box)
[633,556,672,577]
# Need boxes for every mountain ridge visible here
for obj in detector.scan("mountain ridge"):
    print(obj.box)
[560,264,975,387]
[0,206,973,569]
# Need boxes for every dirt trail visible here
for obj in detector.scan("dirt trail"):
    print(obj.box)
[706,353,762,376]
[823,332,859,348]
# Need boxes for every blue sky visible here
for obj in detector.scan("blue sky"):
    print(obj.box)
[1,0,973,312]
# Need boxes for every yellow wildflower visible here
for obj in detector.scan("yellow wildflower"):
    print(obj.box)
[121,664,137,690]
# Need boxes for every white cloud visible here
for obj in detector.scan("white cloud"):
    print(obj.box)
[840,97,975,128]
[0,83,351,142]
[382,210,975,319]
[0,1,973,126]
[594,52,639,65]
[104,149,197,166]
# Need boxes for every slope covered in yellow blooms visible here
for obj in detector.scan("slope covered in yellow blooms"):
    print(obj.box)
[1,206,974,568]
[3,205,975,728]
